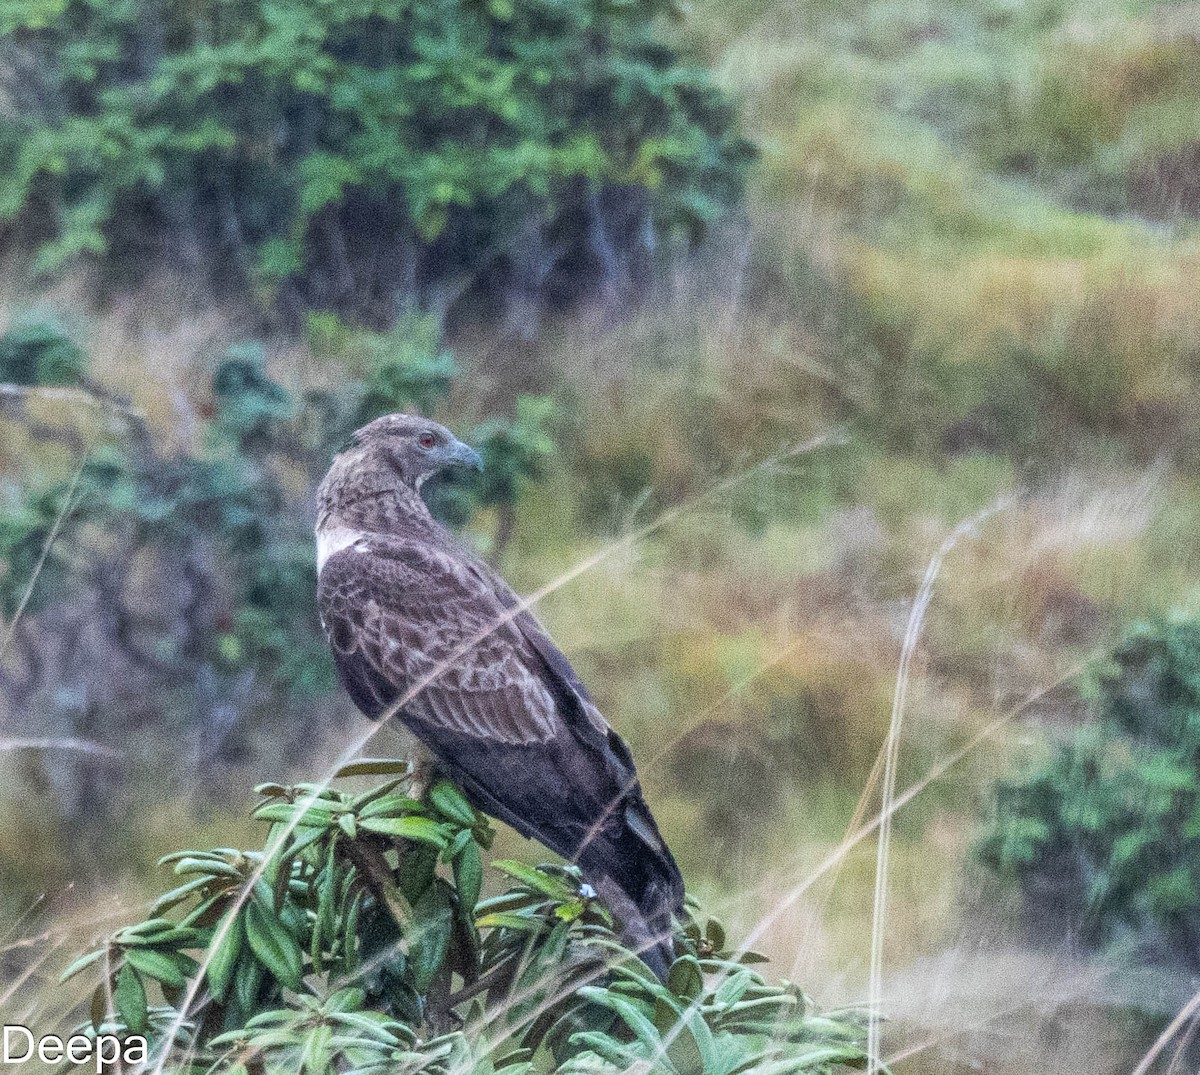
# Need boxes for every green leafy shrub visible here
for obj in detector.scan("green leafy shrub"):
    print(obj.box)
[0,0,754,328]
[0,318,556,851]
[210,344,298,452]
[435,396,558,546]
[61,761,869,1074]
[0,317,88,386]
[978,616,1200,968]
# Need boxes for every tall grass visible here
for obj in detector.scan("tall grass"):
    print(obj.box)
[7,0,1200,1068]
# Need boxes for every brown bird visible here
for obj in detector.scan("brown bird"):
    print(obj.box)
[315,413,683,977]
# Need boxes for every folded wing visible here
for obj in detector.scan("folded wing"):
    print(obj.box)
[317,534,684,975]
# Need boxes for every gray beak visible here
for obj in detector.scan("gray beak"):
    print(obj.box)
[443,438,484,472]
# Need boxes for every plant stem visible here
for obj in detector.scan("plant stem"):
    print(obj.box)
[343,840,414,944]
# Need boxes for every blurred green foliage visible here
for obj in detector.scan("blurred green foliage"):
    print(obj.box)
[0,0,754,325]
[0,315,87,386]
[979,617,1200,968]
[62,761,869,1074]
[0,314,557,838]
[5,0,1200,1064]
[307,313,462,438]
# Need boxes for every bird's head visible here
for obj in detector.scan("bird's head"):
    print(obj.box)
[324,413,483,501]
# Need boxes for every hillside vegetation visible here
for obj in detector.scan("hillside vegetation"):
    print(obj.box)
[3,0,1200,1072]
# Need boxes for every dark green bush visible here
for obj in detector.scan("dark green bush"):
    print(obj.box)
[211,343,298,451]
[978,616,1200,967]
[0,317,88,386]
[0,318,556,847]
[0,0,754,328]
[61,761,869,1074]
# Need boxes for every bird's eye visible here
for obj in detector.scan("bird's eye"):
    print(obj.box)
[418,432,437,449]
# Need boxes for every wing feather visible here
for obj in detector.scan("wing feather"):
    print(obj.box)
[317,537,558,745]
[316,522,685,969]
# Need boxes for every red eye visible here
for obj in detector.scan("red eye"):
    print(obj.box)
[418,432,436,449]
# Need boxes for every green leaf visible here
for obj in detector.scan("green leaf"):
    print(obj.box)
[298,1023,334,1073]
[342,889,361,976]
[491,861,577,901]
[90,985,106,1031]
[540,919,572,966]
[117,917,181,939]
[358,816,448,847]
[453,841,484,910]
[114,963,148,1035]
[475,911,546,933]
[152,876,214,915]
[233,955,264,1016]
[159,849,235,866]
[578,987,662,1051]
[123,947,187,989]
[721,994,799,1025]
[475,890,539,916]
[179,892,228,929]
[117,924,202,948]
[705,919,726,952]
[349,777,406,810]
[206,911,244,1002]
[244,900,304,991]
[409,883,453,992]
[173,857,244,879]
[357,794,427,819]
[59,948,106,984]
[429,781,476,826]
[671,1010,721,1075]
[554,900,587,922]
[714,969,753,1006]
[445,827,474,861]
[335,759,414,778]
[667,954,704,1001]
[253,802,336,828]
[665,1022,706,1075]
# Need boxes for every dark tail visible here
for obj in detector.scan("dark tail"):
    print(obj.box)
[579,798,685,980]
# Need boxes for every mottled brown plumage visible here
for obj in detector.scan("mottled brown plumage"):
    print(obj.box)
[315,413,683,976]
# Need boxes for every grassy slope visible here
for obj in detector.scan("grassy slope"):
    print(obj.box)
[5,0,1200,1071]
[488,1,1200,1067]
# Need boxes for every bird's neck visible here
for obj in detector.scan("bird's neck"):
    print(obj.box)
[318,483,445,541]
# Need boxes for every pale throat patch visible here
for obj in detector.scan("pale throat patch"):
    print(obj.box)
[316,524,369,571]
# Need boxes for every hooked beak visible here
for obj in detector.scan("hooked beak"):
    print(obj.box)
[442,438,484,472]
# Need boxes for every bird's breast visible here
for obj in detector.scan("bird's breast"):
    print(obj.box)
[316,524,371,572]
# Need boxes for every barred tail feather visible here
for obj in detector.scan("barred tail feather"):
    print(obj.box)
[580,807,685,980]
[591,873,680,980]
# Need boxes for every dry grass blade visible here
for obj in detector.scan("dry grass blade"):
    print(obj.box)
[0,446,89,660]
[0,737,121,757]
[0,375,152,658]
[1131,988,1200,1075]
[654,646,1096,1070]
[882,961,1112,1068]
[0,382,145,420]
[867,499,1012,1071]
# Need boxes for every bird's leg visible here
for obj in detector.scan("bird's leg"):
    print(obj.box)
[406,744,437,801]
[423,960,457,1035]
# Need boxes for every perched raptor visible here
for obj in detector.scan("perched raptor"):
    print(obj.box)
[315,413,684,977]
